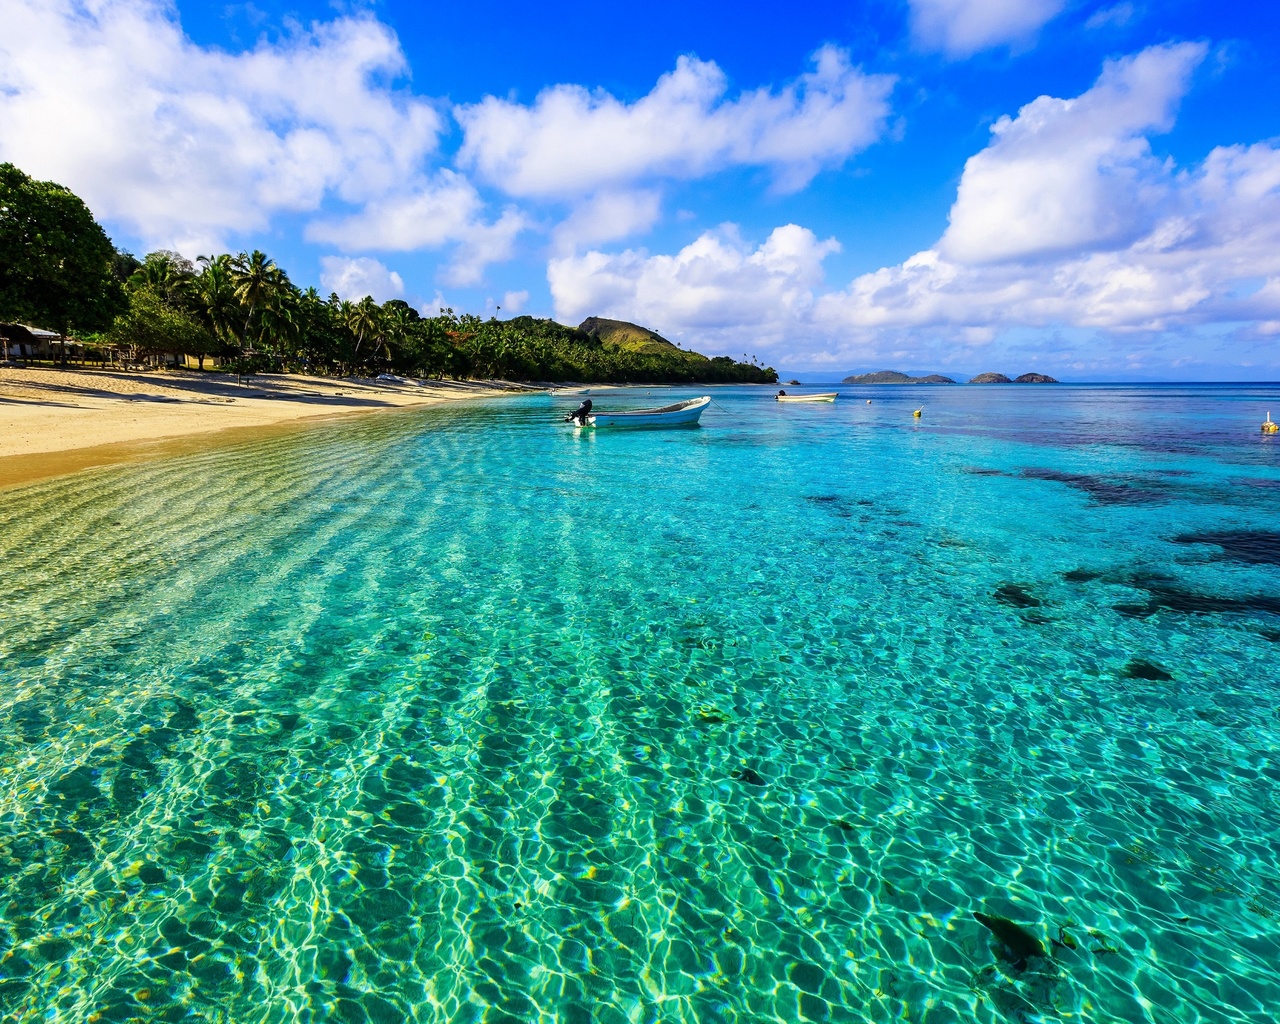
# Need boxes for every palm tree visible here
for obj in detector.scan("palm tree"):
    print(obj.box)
[127,251,195,307]
[194,255,239,364]
[229,250,287,353]
[342,296,383,374]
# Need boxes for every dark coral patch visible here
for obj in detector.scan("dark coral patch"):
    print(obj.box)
[994,584,1042,609]
[1021,468,1168,505]
[1173,530,1280,566]
[1114,574,1280,618]
[1061,568,1103,583]
[1123,659,1173,681]
[731,767,766,786]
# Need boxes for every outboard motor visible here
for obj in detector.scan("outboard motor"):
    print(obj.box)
[565,398,593,425]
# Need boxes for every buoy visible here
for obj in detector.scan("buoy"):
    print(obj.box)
[913,407,923,418]
[1264,411,1278,434]
[866,399,872,405]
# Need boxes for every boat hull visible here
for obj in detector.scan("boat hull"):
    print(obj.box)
[776,393,837,403]
[587,396,711,428]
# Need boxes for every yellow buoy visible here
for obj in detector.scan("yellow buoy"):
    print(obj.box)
[913,407,923,418]
[1264,411,1278,434]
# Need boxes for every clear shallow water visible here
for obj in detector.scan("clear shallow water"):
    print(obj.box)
[1,383,1279,1024]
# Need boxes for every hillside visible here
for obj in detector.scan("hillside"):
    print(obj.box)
[578,317,680,355]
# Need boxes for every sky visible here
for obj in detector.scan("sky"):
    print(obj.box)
[2,0,1279,379]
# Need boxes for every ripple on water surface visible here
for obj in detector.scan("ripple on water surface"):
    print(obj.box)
[1,384,1279,1023]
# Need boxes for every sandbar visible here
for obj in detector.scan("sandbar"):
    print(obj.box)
[0,366,536,488]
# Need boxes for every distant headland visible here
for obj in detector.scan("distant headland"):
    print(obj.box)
[842,369,1059,384]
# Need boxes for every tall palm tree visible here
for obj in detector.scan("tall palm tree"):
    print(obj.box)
[343,296,383,373]
[127,251,195,307]
[229,250,287,352]
[194,255,239,357]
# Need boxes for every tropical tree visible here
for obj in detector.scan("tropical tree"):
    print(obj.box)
[109,287,215,367]
[194,255,240,360]
[342,296,383,373]
[127,251,195,307]
[0,162,125,360]
[229,249,287,353]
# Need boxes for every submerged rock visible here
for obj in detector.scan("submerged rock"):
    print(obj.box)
[1113,573,1280,618]
[993,584,1042,609]
[1021,467,1167,506]
[1173,530,1280,566]
[731,767,766,786]
[974,912,1047,969]
[1123,659,1173,681]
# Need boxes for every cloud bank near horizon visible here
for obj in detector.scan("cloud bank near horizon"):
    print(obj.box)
[553,44,1280,374]
[1,0,1277,374]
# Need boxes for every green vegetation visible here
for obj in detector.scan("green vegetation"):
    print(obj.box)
[0,162,126,360]
[1,163,776,383]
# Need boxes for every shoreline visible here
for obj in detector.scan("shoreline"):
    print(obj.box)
[0,367,541,490]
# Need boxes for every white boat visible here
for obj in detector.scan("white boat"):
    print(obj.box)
[586,395,711,428]
[776,392,837,403]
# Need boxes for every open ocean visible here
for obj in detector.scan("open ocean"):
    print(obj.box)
[2,382,1279,1024]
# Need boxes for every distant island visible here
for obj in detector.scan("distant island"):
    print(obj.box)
[970,372,1060,383]
[842,370,956,384]
[842,368,1059,384]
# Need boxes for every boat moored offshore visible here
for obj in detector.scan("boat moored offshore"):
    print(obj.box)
[775,392,837,403]
[585,395,711,428]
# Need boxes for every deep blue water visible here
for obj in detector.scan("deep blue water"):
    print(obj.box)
[1,383,1279,1023]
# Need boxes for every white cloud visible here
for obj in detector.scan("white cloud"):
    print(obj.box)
[1086,3,1137,30]
[305,170,529,285]
[909,0,1066,57]
[940,42,1205,263]
[319,256,405,302]
[817,42,1280,336]
[456,46,894,198]
[0,0,442,253]
[548,45,1280,372]
[500,291,529,314]
[551,190,663,253]
[549,224,839,350]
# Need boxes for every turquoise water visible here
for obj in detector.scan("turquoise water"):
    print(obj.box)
[2,383,1279,1024]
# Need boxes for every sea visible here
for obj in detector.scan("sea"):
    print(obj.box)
[1,382,1278,1023]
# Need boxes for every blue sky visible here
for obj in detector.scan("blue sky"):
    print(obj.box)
[2,0,1279,378]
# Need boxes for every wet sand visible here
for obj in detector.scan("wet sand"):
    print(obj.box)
[0,367,537,488]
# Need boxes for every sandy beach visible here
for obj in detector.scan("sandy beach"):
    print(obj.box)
[0,366,535,488]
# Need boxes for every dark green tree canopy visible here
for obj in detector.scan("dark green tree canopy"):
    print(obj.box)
[0,162,125,333]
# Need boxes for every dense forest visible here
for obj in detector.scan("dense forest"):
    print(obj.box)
[0,163,775,384]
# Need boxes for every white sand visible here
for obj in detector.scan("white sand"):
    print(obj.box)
[0,367,535,487]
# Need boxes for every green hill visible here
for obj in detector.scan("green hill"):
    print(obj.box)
[578,317,681,355]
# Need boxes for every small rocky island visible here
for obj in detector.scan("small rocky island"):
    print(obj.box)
[842,370,957,384]
[969,372,1060,383]
[843,369,1060,384]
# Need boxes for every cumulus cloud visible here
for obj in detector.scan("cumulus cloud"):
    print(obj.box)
[500,290,530,314]
[817,42,1280,335]
[939,42,1205,263]
[456,46,895,198]
[0,0,442,252]
[305,171,529,285]
[551,45,1280,371]
[551,191,663,254]
[319,256,405,302]
[549,224,839,349]
[909,0,1067,57]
